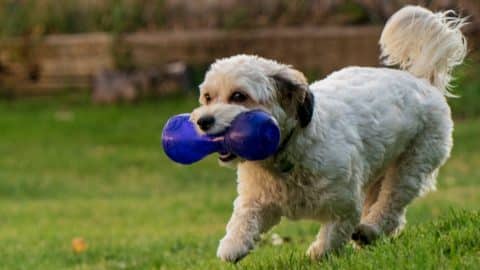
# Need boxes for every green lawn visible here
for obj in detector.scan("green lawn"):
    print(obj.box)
[0,95,479,269]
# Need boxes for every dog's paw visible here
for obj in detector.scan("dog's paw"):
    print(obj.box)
[352,223,380,246]
[217,236,253,263]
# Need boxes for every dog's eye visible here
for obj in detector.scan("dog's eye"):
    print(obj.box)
[204,93,212,104]
[229,91,248,103]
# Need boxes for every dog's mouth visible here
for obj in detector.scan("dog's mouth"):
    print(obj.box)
[218,152,237,162]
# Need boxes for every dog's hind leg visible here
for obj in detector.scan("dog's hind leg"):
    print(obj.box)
[353,119,453,245]
[352,165,407,245]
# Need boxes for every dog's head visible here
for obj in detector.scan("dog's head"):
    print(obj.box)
[191,54,314,165]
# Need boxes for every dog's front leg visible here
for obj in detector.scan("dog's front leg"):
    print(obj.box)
[217,198,281,263]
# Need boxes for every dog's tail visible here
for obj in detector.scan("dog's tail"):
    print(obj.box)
[380,5,467,96]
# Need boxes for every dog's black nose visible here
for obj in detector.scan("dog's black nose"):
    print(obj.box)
[197,115,215,131]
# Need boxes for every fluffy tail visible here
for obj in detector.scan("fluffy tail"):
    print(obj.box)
[380,5,468,96]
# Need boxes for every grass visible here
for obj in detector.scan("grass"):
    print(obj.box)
[0,94,479,269]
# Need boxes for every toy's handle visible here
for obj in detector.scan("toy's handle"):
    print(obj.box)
[162,114,223,164]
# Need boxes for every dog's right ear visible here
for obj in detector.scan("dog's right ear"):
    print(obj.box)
[271,68,313,127]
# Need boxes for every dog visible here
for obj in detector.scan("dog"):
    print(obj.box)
[190,6,467,262]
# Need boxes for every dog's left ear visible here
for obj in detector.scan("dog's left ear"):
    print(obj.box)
[271,68,314,128]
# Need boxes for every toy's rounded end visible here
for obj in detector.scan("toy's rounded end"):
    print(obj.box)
[162,114,215,164]
[226,110,280,160]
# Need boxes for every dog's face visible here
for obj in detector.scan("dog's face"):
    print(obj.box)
[191,55,313,165]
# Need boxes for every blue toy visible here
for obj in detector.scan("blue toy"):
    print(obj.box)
[162,110,281,164]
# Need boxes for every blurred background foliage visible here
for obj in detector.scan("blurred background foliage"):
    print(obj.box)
[0,0,478,36]
[0,0,478,117]
[450,56,480,118]
[0,0,163,36]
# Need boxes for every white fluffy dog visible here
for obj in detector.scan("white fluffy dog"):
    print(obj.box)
[190,6,467,262]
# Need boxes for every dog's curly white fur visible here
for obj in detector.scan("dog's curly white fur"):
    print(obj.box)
[190,6,467,262]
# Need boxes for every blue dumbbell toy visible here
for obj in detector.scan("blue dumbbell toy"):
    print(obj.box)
[162,110,281,164]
